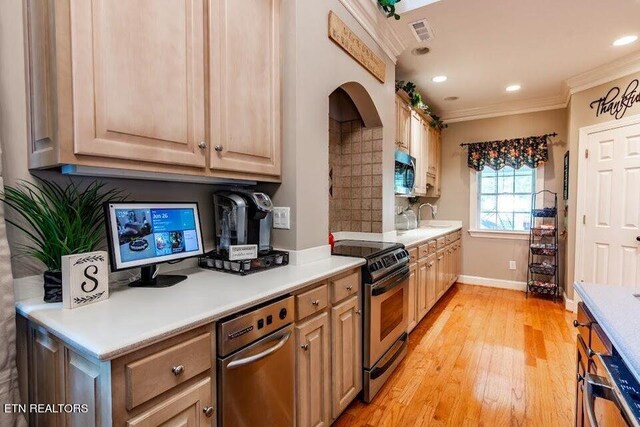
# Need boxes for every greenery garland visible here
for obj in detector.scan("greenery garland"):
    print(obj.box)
[378,0,402,20]
[395,80,448,130]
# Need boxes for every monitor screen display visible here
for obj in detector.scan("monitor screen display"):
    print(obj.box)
[106,203,204,270]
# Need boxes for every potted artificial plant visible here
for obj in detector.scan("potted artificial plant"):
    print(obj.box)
[1,178,125,302]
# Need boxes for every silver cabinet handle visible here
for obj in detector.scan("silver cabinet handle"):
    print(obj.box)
[203,406,214,418]
[311,299,320,306]
[346,285,353,291]
[227,331,291,369]
[355,309,361,315]
[198,141,207,149]
[301,343,309,351]
[214,145,224,152]
[171,365,184,376]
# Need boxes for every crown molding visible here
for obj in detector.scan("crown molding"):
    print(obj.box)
[338,0,406,64]
[441,93,569,123]
[566,50,640,95]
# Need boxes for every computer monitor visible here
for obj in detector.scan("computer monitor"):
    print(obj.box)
[104,202,204,288]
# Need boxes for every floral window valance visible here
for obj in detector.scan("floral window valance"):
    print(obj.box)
[463,133,555,171]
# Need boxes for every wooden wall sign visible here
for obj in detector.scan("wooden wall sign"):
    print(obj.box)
[61,251,109,309]
[328,11,386,83]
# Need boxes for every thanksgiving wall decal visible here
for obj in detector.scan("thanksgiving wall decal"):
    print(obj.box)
[590,79,640,120]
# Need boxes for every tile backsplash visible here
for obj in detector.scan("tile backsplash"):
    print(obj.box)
[329,118,383,233]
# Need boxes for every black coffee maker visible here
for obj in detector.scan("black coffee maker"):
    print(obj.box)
[213,189,273,257]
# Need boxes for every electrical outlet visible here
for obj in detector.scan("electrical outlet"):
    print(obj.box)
[273,207,291,230]
[509,260,516,270]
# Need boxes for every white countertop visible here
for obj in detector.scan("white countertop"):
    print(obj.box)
[333,220,462,249]
[574,282,640,382]
[15,256,364,361]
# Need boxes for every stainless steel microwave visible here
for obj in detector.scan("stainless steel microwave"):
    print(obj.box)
[394,149,416,196]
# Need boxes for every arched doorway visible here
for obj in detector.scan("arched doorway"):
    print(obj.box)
[328,82,383,234]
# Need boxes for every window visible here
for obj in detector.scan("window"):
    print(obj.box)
[469,166,544,239]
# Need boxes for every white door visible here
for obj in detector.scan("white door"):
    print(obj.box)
[581,121,640,289]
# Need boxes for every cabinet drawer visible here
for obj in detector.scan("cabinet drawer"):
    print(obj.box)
[436,237,446,249]
[331,271,359,303]
[125,333,212,409]
[456,230,462,240]
[428,240,437,253]
[418,243,429,259]
[445,233,453,244]
[296,284,328,320]
[408,248,418,264]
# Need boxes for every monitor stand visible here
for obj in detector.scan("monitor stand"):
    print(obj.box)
[128,265,187,288]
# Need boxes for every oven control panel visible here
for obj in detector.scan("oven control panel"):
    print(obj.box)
[367,248,409,282]
[601,353,640,423]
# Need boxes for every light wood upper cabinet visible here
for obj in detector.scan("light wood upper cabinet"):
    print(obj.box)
[209,0,281,177]
[395,95,411,152]
[410,112,426,195]
[331,295,362,419]
[296,312,331,427]
[70,0,207,168]
[24,0,282,182]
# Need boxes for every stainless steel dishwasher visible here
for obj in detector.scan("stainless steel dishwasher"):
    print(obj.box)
[217,296,294,427]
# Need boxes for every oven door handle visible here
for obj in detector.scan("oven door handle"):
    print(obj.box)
[370,333,407,380]
[583,372,639,427]
[372,266,409,296]
[227,331,291,369]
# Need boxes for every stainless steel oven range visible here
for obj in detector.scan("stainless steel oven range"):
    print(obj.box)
[332,240,410,402]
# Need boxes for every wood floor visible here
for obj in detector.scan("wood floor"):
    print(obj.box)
[335,284,577,427]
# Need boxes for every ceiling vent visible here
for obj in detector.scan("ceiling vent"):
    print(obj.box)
[409,19,434,43]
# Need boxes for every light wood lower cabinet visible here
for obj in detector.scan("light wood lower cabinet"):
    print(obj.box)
[126,377,213,427]
[436,248,446,299]
[425,254,437,311]
[331,295,361,419]
[407,262,418,333]
[19,320,216,427]
[295,312,331,427]
[417,258,429,320]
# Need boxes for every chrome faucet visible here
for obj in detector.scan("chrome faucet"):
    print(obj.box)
[418,203,438,223]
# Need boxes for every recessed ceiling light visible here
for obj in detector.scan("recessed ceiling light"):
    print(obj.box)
[444,96,459,101]
[411,47,430,56]
[613,35,638,46]
[432,75,447,83]
[506,84,521,92]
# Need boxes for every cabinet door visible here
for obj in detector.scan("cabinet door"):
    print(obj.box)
[30,327,64,427]
[65,349,111,426]
[417,258,429,321]
[126,377,214,427]
[427,127,437,176]
[410,113,425,195]
[407,262,418,332]
[426,255,437,310]
[396,98,411,151]
[296,313,330,427]
[331,296,362,419]
[436,250,446,299]
[70,0,207,168]
[209,0,281,177]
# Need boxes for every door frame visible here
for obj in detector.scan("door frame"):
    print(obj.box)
[574,112,640,284]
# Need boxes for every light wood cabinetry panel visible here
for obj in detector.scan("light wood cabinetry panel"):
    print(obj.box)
[330,295,362,420]
[126,377,213,427]
[395,95,411,151]
[70,0,207,168]
[417,258,429,321]
[296,312,331,427]
[209,0,281,177]
[330,271,360,304]
[30,326,64,427]
[407,262,418,333]
[65,349,112,426]
[436,249,446,299]
[410,112,426,195]
[425,254,437,311]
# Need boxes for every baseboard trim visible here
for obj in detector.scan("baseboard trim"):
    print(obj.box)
[564,292,578,312]
[458,275,527,292]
